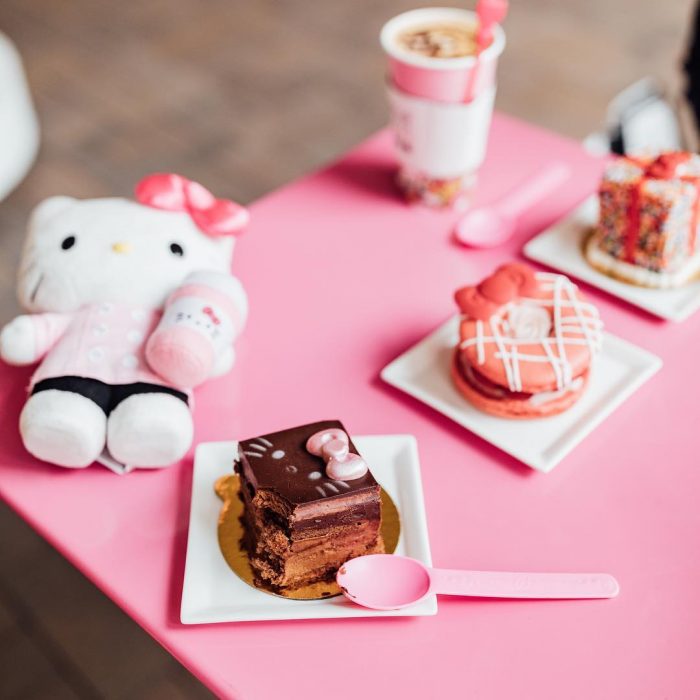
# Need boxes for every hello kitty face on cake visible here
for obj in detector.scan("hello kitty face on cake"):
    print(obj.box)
[241,435,354,499]
[237,421,377,503]
[18,190,237,313]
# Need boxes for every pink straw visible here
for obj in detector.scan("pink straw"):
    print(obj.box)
[464,0,509,102]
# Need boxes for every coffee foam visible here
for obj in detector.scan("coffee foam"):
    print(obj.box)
[396,21,480,59]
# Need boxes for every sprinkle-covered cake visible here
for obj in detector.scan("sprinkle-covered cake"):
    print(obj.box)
[585,152,700,288]
[234,420,384,593]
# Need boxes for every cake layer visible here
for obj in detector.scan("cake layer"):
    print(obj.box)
[240,483,381,549]
[457,352,587,401]
[248,528,384,589]
[452,349,587,419]
[586,234,700,288]
[243,482,381,540]
[250,533,384,590]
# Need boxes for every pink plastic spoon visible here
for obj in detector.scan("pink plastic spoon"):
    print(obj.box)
[337,554,620,610]
[454,161,571,248]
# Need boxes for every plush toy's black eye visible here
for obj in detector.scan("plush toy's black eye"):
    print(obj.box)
[61,235,76,250]
[169,242,184,257]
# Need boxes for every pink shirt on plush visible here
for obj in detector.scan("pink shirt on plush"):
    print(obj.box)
[30,302,166,388]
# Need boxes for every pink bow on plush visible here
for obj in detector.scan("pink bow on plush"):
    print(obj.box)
[135,173,249,237]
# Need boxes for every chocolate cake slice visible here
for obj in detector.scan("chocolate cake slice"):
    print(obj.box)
[234,420,384,592]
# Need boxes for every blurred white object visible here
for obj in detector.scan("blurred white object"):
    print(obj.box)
[584,78,683,157]
[0,33,39,201]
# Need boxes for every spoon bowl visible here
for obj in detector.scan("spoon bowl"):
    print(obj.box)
[454,161,571,248]
[455,207,513,248]
[338,554,431,610]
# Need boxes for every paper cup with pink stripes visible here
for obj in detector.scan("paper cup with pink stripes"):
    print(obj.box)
[380,7,505,207]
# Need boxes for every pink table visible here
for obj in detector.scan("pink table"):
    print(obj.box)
[1,114,698,699]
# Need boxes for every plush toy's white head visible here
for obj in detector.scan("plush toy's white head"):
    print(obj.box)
[18,196,236,312]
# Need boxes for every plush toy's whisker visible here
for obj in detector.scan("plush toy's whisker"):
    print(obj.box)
[29,273,44,304]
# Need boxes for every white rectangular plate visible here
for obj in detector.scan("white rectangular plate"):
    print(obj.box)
[181,436,437,623]
[523,196,700,322]
[381,317,662,473]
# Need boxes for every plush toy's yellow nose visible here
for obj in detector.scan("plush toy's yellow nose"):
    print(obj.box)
[112,242,132,254]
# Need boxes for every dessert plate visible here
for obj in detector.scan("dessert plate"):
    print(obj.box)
[523,196,700,322]
[380,316,662,472]
[181,436,436,623]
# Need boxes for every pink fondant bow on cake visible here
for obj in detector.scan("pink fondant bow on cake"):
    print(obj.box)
[135,173,249,237]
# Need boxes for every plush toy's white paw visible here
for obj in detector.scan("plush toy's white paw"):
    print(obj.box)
[20,390,107,468]
[0,315,36,365]
[107,393,193,468]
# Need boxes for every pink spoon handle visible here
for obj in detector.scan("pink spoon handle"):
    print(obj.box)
[499,162,571,219]
[429,568,619,600]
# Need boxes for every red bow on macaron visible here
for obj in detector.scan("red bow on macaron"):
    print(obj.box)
[455,263,539,321]
[135,173,249,237]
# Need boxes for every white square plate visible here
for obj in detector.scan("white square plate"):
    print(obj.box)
[381,317,662,473]
[181,436,437,623]
[523,196,700,322]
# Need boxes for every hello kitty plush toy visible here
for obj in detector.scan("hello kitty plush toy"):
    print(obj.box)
[0,174,249,470]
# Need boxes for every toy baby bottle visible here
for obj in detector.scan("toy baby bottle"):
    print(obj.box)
[146,270,248,388]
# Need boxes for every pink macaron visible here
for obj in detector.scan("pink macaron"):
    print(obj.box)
[452,263,603,419]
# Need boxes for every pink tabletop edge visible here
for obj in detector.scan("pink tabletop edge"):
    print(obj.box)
[1,113,699,700]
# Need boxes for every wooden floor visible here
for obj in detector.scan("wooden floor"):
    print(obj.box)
[0,0,693,697]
